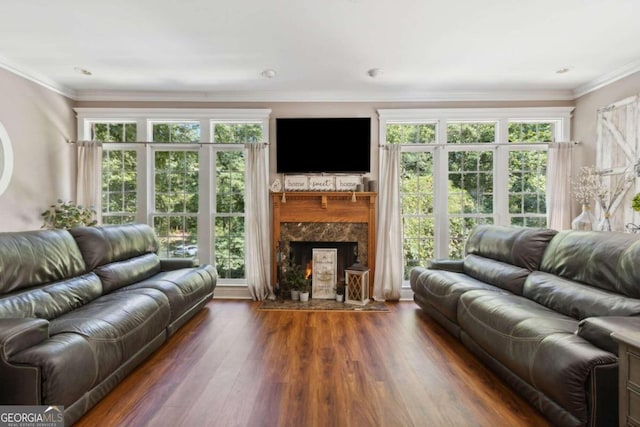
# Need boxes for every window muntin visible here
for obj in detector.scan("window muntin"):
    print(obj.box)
[91,122,136,143]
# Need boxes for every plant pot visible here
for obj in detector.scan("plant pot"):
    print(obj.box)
[336,294,344,302]
[290,289,300,301]
[299,291,310,302]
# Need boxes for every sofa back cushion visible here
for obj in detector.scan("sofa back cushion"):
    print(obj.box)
[539,230,640,298]
[0,229,87,295]
[464,224,558,271]
[524,271,640,319]
[0,273,103,319]
[70,224,161,293]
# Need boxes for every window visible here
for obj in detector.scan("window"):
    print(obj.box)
[212,122,263,279]
[78,108,271,286]
[379,108,572,283]
[92,122,138,225]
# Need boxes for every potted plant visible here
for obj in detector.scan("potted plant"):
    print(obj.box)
[335,283,345,302]
[281,260,306,301]
[41,200,97,230]
[298,277,310,302]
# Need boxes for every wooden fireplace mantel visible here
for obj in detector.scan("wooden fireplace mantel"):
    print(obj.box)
[272,192,377,295]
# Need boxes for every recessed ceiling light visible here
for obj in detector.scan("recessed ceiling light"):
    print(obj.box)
[556,67,571,74]
[260,68,277,79]
[367,68,383,78]
[74,67,92,76]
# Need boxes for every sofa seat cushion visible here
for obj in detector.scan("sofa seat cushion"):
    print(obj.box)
[458,290,617,422]
[116,265,216,322]
[524,271,640,320]
[411,268,507,323]
[49,289,170,383]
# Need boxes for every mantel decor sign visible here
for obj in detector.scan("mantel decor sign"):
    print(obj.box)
[312,248,337,299]
[282,174,365,192]
[309,176,335,191]
[283,175,308,191]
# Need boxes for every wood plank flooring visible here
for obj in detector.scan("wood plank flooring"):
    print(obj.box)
[74,300,552,427]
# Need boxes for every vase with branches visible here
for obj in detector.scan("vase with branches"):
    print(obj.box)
[573,166,633,231]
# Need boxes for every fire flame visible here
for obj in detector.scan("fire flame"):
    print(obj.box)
[305,261,312,280]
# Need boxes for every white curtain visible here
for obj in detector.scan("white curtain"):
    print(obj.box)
[76,140,102,223]
[245,143,272,301]
[547,142,574,230]
[373,144,403,301]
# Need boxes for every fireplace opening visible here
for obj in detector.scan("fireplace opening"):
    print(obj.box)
[288,241,358,285]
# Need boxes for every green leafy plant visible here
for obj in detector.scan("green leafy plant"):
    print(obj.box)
[41,200,97,230]
[633,193,640,212]
[336,283,345,296]
[281,260,308,291]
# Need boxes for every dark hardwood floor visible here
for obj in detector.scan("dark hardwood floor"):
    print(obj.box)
[74,300,552,427]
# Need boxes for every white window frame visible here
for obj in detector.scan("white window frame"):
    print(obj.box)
[75,108,271,287]
[378,107,574,285]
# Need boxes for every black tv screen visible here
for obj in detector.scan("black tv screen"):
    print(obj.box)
[276,117,371,174]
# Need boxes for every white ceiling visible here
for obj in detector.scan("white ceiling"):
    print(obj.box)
[1,0,639,101]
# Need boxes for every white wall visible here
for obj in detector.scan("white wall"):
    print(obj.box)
[0,68,76,231]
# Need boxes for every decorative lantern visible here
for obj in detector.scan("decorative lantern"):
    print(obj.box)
[345,261,369,305]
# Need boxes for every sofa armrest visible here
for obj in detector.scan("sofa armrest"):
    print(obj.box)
[577,316,640,355]
[426,259,465,273]
[160,258,198,271]
[0,318,49,360]
[0,318,49,405]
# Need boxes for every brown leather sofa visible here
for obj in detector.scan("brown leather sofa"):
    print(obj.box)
[0,223,217,426]
[410,224,640,427]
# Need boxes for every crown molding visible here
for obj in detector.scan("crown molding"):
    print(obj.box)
[0,56,76,99]
[573,59,640,99]
[73,88,575,103]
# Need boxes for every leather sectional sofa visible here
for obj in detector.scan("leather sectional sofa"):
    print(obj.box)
[0,223,217,425]
[410,224,640,427]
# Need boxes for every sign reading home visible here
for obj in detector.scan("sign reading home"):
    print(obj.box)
[284,175,308,191]
[335,175,360,191]
[0,405,64,427]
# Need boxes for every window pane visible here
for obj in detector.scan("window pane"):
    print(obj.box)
[447,122,496,144]
[215,216,245,279]
[400,151,434,279]
[92,122,136,142]
[216,151,245,213]
[101,149,137,224]
[153,215,198,259]
[508,150,547,227]
[214,123,263,143]
[508,122,555,143]
[386,123,437,144]
[152,122,200,143]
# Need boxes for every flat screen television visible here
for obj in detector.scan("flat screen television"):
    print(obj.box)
[276,117,371,174]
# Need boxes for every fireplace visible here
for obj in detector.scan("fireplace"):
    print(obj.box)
[288,241,358,286]
[271,192,377,295]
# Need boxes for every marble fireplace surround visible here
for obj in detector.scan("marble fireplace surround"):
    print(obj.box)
[280,223,366,285]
